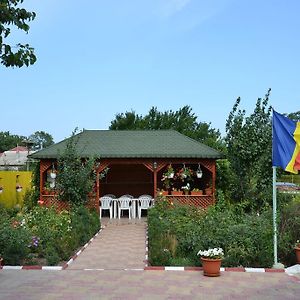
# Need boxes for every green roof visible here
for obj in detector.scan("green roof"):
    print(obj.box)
[30,130,223,159]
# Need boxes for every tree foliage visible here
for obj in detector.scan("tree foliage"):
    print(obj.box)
[56,130,96,205]
[287,111,300,121]
[0,0,36,67]
[225,89,273,210]
[110,106,225,151]
[28,131,54,150]
[0,131,25,152]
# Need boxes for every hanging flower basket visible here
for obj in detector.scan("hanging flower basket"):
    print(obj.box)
[16,184,22,193]
[50,172,57,179]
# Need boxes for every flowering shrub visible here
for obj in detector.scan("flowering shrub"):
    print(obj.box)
[197,247,224,259]
[0,205,100,266]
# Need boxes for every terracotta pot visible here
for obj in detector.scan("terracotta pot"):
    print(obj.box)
[205,188,212,196]
[161,191,169,196]
[191,191,203,196]
[201,257,222,277]
[171,191,183,196]
[295,247,300,263]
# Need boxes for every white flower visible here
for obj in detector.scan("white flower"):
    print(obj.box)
[197,247,224,259]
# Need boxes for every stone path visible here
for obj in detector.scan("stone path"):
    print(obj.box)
[68,218,147,270]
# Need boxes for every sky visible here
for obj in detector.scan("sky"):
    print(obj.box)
[1,0,300,143]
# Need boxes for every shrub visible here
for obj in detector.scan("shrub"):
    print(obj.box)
[0,205,100,266]
[148,198,275,267]
[0,217,31,265]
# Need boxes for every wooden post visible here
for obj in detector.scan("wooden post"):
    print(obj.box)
[39,162,44,199]
[212,161,216,197]
[96,172,100,214]
[153,169,157,197]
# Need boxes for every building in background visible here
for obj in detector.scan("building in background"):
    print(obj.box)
[0,146,34,170]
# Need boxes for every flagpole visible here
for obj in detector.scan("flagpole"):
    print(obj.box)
[272,166,278,266]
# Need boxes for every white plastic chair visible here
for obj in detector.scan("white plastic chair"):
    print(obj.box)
[138,195,153,219]
[99,196,113,219]
[118,196,132,219]
[120,194,134,199]
[103,194,116,198]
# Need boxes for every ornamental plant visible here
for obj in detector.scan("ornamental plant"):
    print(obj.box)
[197,247,224,259]
[176,167,194,182]
[181,183,191,191]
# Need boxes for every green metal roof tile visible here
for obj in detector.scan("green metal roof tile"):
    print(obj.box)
[30,130,223,159]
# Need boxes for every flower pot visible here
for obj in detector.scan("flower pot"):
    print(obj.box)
[171,191,183,196]
[162,191,169,196]
[183,190,189,195]
[295,247,300,264]
[205,188,212,196]
[191,191,203,196]
[50,172,57,179]
[196,172,203,178]
[201,257,222,277]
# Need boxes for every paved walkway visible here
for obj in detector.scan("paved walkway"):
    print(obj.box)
[1,269,299,299]
[68,218,147,270]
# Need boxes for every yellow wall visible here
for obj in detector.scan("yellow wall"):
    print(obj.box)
[0,171,32,208]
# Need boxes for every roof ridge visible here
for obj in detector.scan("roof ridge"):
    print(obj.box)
[172,131,222,154]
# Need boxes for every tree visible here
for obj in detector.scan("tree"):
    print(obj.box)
[225,89,273,210]
[0,0,36,67]
[56,130,96,204]
[0,131,25,152]
[287,111,300,121]
[28,131,54,150]
[110,106,225,151]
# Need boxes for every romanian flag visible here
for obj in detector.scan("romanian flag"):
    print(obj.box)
[272,110,300,174]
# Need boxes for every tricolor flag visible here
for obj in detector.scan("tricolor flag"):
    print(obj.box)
[272,110,300,174]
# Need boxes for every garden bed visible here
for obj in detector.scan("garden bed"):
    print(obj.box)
[0,205,100,266]
[147,196,300,268]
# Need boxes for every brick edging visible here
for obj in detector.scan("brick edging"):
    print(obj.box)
[144,266,286,273]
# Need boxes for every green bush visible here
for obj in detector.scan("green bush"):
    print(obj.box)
[0,205,101,265]
[0,216,31,265]
[148,197,279,268]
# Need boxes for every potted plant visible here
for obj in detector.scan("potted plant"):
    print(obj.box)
[164,164,175,179]
[191,188,203,196]
[181,183,191,195]
[204,183,213,195]
[161,167,174,192]
[171,188,182,196]
[197,247,224,277]
[295,240,300,263]
[176,167,194,181]
[157,189,169,196]
[43,182,51,195]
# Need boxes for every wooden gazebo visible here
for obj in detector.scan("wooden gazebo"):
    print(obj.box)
[30,130,223,211]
